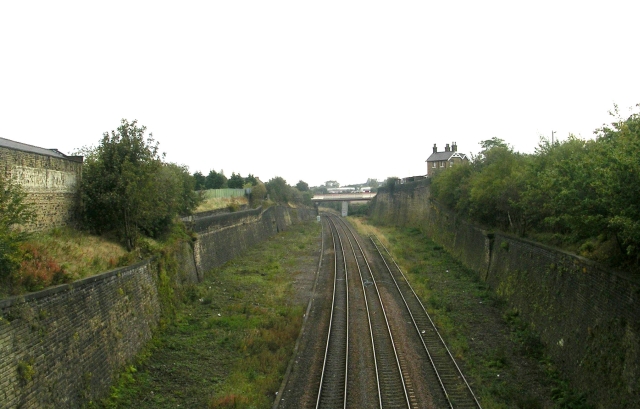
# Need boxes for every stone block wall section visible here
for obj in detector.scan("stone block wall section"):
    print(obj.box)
[0,260,161,408]
[192,206,314,275]
[370,181,640,408]
[0,205,315,408]
[0,145,83,231]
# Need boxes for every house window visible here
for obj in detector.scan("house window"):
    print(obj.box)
[440,162,444,167]
[432,163,436,168]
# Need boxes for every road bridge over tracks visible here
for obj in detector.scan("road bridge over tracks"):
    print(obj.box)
[311,193,376,216]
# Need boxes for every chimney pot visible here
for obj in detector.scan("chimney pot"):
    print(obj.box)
[445,143,450,152]
[433,144,437,153]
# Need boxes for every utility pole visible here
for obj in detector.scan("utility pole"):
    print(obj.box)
[552,130,556,145]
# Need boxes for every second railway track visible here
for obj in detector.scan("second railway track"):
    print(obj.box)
[282,214,482,408]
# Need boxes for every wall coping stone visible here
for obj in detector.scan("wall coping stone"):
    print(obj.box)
[427,198,640,286]
[491,230,640,286]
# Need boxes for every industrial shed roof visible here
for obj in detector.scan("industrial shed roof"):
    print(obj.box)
[0,137,77,160]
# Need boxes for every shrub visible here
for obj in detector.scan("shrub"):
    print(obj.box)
[0,174,34,292]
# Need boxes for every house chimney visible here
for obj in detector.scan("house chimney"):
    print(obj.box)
[445,143,450,152]
[452,142,457,152]
[433,144,437,153]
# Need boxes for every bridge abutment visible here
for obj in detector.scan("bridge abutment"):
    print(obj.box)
[341,201,348,217]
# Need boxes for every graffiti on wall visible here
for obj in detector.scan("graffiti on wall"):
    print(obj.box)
[11,166,77,193]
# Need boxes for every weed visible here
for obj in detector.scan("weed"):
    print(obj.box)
[351,218,563,408]
[551,380,592,409]
[210,393,248,408]
[17,359,35,384]
[100,221,321,408]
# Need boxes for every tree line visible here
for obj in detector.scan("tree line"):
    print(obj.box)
[192,170,258,190]
[1,119,321,292]
[430,105,640,272]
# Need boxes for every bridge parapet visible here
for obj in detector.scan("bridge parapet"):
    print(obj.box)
[311,193,376,202]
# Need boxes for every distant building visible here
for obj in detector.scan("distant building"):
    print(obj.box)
[425,142,469,177]
[401,175,427,184]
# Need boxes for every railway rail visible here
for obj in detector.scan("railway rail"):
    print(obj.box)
[369,235,482,409]
[316,216,349,409]
[324,215,412,408]
[306,214,482,408]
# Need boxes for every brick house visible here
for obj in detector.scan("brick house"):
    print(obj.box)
[425,142,469,177]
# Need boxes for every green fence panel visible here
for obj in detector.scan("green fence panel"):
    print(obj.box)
[199,189,249,199]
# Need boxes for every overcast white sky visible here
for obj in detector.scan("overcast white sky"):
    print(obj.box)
[1,1,638,187]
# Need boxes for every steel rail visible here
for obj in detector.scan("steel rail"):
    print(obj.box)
[331,215,383,409]
[315,216,349,409]
[370,235,483,409]
[332,215,411,409]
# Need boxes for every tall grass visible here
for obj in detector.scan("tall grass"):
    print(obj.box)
[100,221,322,409]
[196,196,248,213]
[1,227,132,297]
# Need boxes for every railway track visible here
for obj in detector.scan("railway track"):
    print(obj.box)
[315,216,349,409]
[310,214,481,408]
[330,215,411,409]
[369,235,482,409]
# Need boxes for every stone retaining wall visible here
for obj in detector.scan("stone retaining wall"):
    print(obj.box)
[0,205,315,408]
[370,182,640,408]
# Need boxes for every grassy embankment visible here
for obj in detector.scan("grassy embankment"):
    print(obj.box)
[195,194,248,213]
[97,220,321,409]
[1,197,245,298]
[349,216,591,409]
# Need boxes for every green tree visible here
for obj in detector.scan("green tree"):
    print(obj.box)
[266,177,292,203]
[80,119,189,250]
[160,163,201,216]
[228,172,244,189]
[249,182,267,207]
[325,180,339,188]
[193,171,206,190]
[0,175,34,284]
[205,169,227,189]
[296,180,309,191]
[244,174,258,186]
[591,106,640,262]
[365,178,379,190]
[468,146,529,232]
[313,185,328,194]
[385,177,399,189]
[431,161,472,216]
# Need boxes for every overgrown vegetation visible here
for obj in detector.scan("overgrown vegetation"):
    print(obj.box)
[0,174,35,294]
[193,169,259,191]
[350,217,592,409]
[96,222,321,409]
[1,226,153,297]
[195,196,249,213]
[79,119,200,251]
[265,176,312,206]
[430,104,640,273]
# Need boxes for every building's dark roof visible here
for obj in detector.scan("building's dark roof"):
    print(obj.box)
[0,137,69,159]
[426,151,454,162]
[426,151,467,162]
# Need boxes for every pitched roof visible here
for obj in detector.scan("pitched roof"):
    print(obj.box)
[0,137,69,159]
[426,151,468,162]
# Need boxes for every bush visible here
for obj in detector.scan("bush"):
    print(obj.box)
[0,174,34,292]
[80,119,198,250]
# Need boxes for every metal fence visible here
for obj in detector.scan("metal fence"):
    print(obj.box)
[199,188,251,199]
